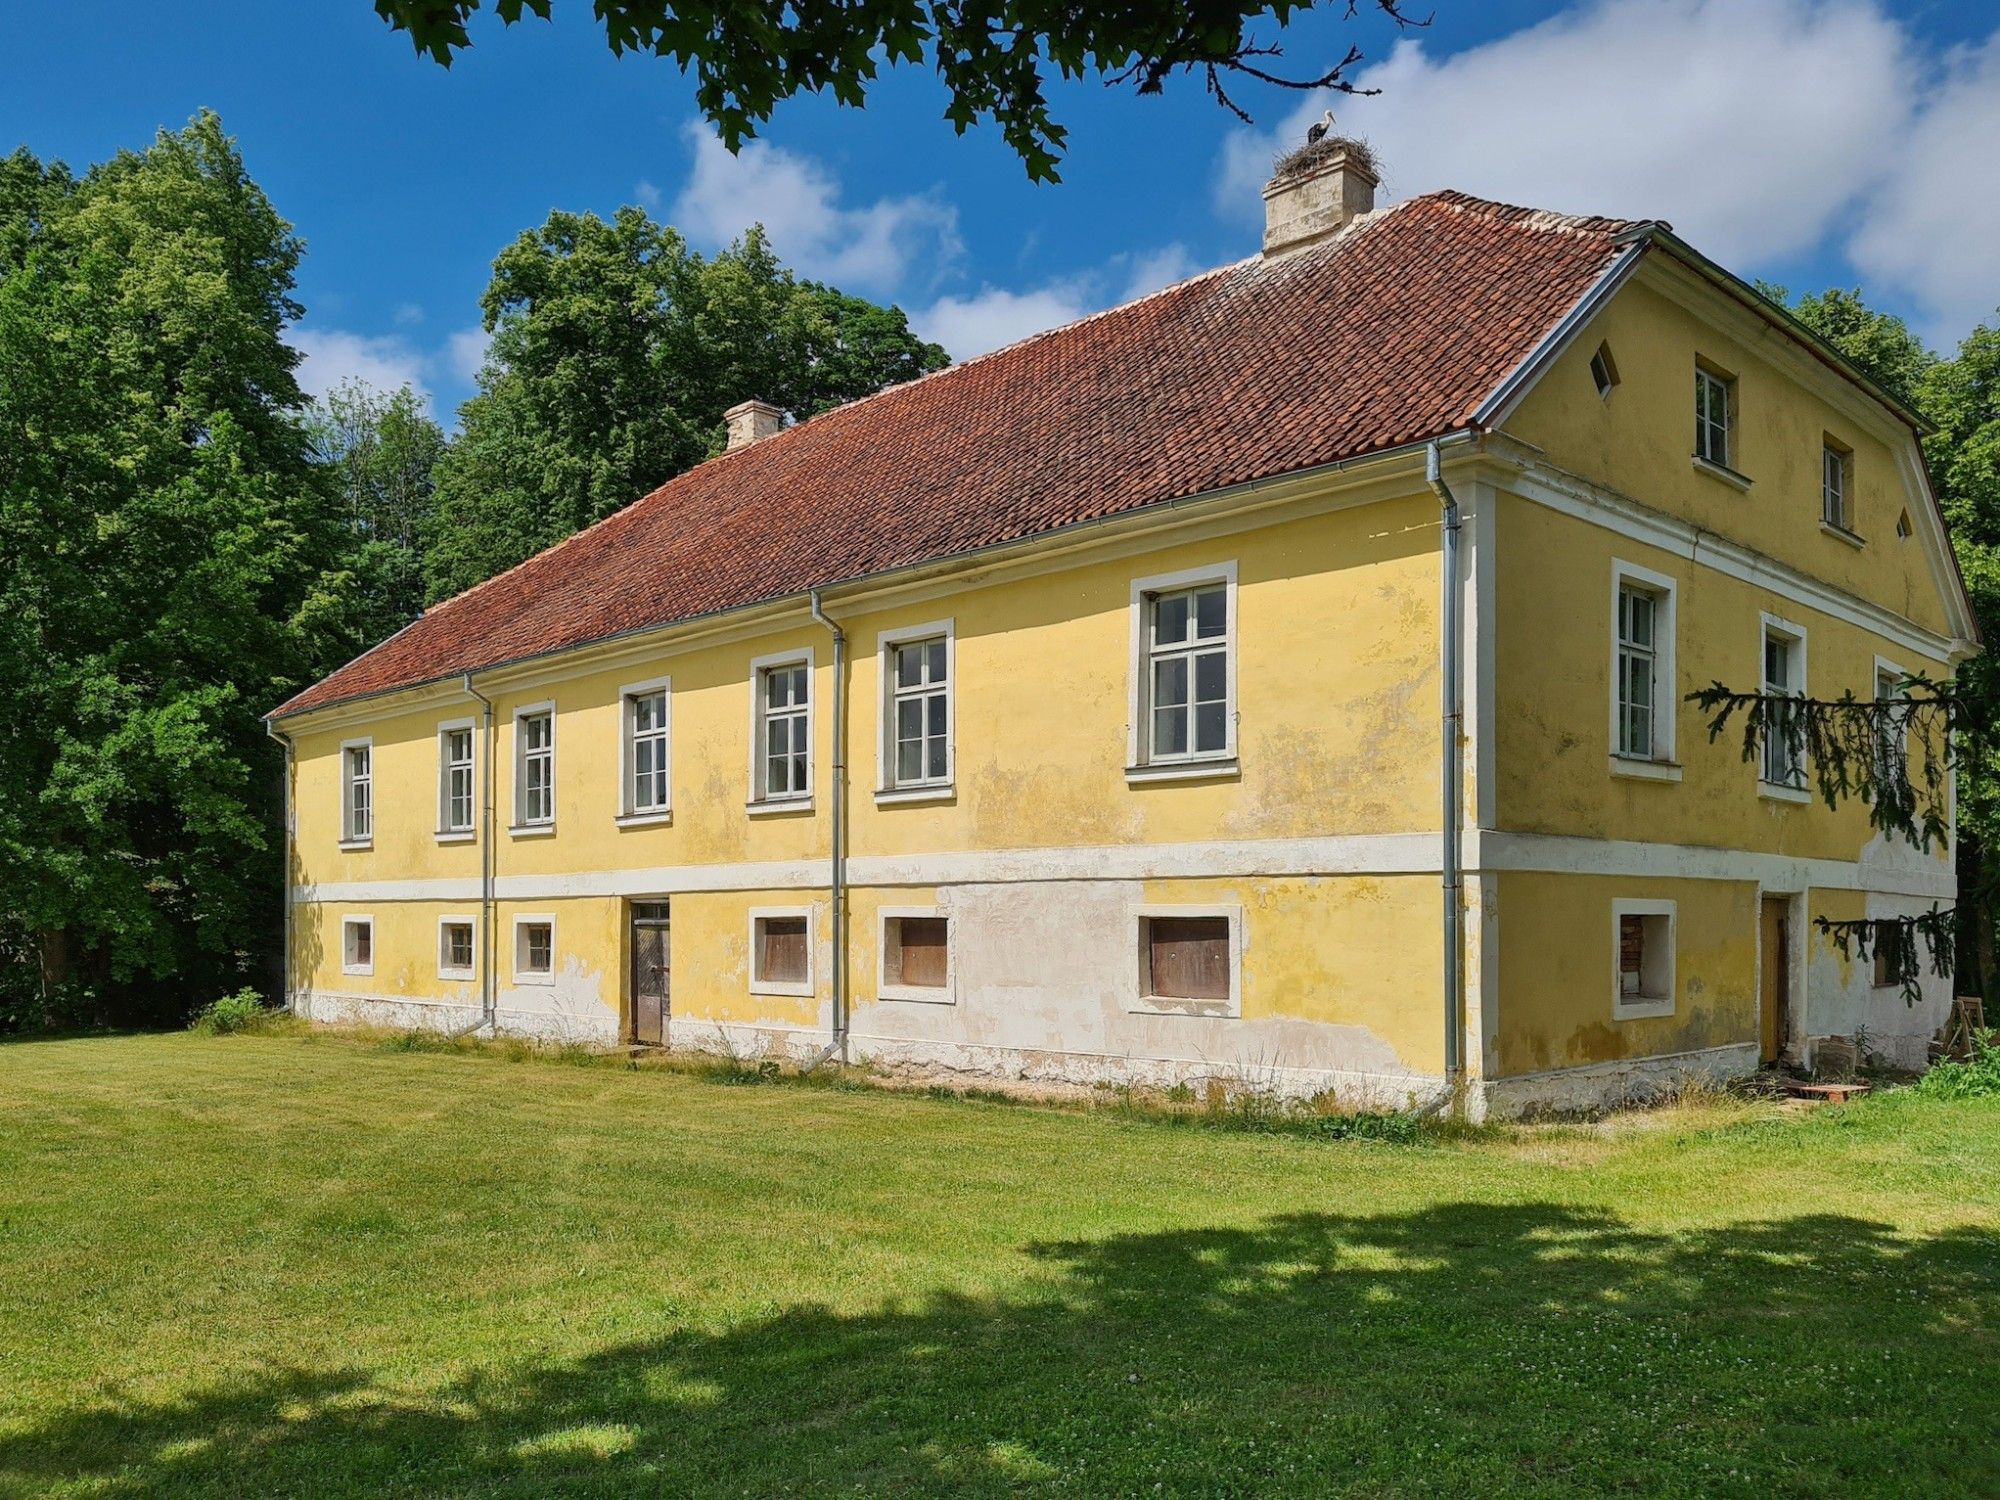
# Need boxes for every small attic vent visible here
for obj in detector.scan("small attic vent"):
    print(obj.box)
[1590,342,1620,399]
[1897,508,1913,539]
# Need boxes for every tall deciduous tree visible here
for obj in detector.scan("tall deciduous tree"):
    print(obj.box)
[425,211,946,600]
[371,0,1421,181]
[0,115,352,1028]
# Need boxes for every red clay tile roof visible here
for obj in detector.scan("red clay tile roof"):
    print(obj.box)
[274,192,1641,718]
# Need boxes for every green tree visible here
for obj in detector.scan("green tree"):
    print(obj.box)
[1775,286,2000,996]
[306,379,449,644]
[0,115,351,1028]
[370,0,1419,182]
[426,210,946,600]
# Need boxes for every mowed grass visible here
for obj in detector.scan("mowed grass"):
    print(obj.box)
[1,1033,1997,1498]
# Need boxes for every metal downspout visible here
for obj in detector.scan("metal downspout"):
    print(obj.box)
[455,673,498,1038]
[263,720,295,1014]
[1426,440,1466,1105]
[805,590,848,1071]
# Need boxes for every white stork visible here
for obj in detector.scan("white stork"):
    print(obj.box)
[1306,110,1336,146]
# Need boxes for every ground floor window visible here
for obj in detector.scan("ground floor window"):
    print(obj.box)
[341,916,374,977]
[514,917,555,985]
[438,918,475,980]
[1133,906,1240,1016]
[1872,919,1906,989]
[1611,900,1675,1018]
[879,909,951,1001]
[749,908,813,996]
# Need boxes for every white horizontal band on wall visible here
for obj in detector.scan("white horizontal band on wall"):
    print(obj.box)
[295,828,1954,904]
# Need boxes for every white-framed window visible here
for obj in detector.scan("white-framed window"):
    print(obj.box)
[1874,657,1910,799]
[437,917,476,981]
[878,906,952,1002]
[748,649,813,809]
[1694,363,1733,469]
[1128,562,1237,778]
[437,720,475,838]
[513,915,555,985]
[341,914,374,977]
[513,703,555,831]
[877,621,954,798]
[1611,899,1675,1019]
[340,739,373,845]
[1759,615,1808,792]
[1609,562,1677,771]
[619,677,672,821]
[1822,439,1853,531]
[1131,904,1242,1017]
[748,906,814,997]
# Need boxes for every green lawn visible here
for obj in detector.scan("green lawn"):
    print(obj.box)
[1,1033,1996,1498]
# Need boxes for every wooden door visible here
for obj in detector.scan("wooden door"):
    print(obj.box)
[1759,897,1789,1065]
[631,903,670,1046]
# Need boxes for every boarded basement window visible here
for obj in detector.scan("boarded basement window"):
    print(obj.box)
[1144,916,1231,1003]
[1614,908,1674,1014]
[1872,920,1904,989]
[885,915,948,991]
[756,915,809,986]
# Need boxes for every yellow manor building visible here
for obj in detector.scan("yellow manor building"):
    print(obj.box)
[269,147,1979,1115]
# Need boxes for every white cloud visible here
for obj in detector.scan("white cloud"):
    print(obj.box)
[392,302,425,326]
[446,325,493,384]
[1847,34,2000,347]
[292,328,431,405]
[1219,0,1917,267]
[912,283,1096,360]
[634,178,663,209]
[671,124,962,294]
[1118,244,1199,303]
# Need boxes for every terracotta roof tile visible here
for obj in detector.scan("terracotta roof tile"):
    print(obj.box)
[274,192,1640,718]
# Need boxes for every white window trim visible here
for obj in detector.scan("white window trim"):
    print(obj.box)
[1821,438,1855,534]
[1126,561,1240,781]
[338,737,374,848]
[877,904,954,1004]
[512,913,556,987]
[436,717,477,842]
[436,914,477,982]
[341,914,375,977]
[1610,899,1676,1020]
[1758,612,1811,802]
[748,905,815,998]
[746,648,816,813]
[616,675,673,825]
[1129,902,1243,1018]
[1608,560,1680,781]
[875,619,956,799]
[510,701,556,835]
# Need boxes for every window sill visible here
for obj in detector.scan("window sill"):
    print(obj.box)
[508,823,556,839]
[434,829,476,845]
[875,784,954,806]
[746,798,814,818]
[1130,996,1238,1018]
[1758,780,1813,805]
[750,980,814,998]
[337,838,373,852]
[1609,755,1682,783]
[877,986,955,1005]
[1820,521,1867,549]
[1125,757,1240,786]
[1614,998,1675,1021]
[437,967,475,983]
[341,964,375,978]
[1691,455,1753,491]
[513,972,555,987]
[614,810,673,828]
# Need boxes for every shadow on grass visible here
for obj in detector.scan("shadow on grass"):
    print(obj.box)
[7,1205,1997,1497]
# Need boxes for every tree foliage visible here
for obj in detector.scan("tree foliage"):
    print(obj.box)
[425,210,947,600]
[369,0,1419,181]
[0,115,357,1029]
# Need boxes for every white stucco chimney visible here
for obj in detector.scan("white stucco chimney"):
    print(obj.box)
[1262,141,1379,258]
[724,399,784,451]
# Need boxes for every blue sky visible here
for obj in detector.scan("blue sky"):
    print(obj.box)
[5,0,1996,420]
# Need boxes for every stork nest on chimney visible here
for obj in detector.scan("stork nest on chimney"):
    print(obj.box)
[1272,134,1378,183]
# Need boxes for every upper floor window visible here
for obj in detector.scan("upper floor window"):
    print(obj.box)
[1589,341,1619,399]
[1130,563,1237,777]
[1694,364,1733,469]
[750,652,812,807]
[514,705,555,829]
[1759,618,1807,791]
[438,723,474,836]
[1822,439,1852,531]
[879,623,953,795]
[341,740,372,844]
[1874,663,1909,790]
[1615,583,1659,759]
[621,680,671,819]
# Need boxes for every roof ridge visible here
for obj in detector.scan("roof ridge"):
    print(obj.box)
[1422,188,1636,239]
